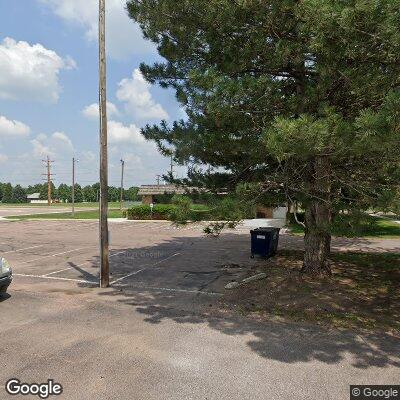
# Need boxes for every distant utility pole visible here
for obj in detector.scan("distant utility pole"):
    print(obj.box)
[170,155,175,179]
[99,0,109,288]
[42,156,54,206]
[156,175,161,186]
[72,157,78,217]
[120,159,125,210]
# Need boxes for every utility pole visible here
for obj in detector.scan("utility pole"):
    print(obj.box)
[99,0,109,288]
[72,157,78,217]
[156,175,161,186]
[42,156,54,206]
[120,159,125,210]
[170,155,174,179]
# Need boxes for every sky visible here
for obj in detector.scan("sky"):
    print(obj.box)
[0,0,186,188]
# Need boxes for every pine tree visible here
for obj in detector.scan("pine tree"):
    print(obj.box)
[2,183,13,203]
[83,185,96,202]
[12,185,27,203]
[127,0,400,274]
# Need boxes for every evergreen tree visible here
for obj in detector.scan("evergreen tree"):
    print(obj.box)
[92,183,100,202]
[126,186,139,202]
[83,185,96,202]
[108,186,120,202]
[2,183,13,203]
[72,184,83,203]
[39,182,56,201]
[12,185,27,203]
[127,0,400,274]
[58,184,71,203]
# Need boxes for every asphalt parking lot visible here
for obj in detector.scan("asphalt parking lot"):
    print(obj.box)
[0,219,254,298]
[1,216,399,400]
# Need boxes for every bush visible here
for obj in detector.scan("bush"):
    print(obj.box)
[126,204,176,220]
[126,202,212,222]
[169,195,193,224]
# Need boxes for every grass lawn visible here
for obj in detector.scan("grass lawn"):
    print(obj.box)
[289,213,400,238]
[222,250,400,333]
[6,209,124,220]
[0,202,133,208]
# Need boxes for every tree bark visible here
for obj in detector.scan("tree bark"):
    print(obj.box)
[302,156,332,275]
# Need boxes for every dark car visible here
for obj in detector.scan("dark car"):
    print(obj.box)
[0,257,12,294]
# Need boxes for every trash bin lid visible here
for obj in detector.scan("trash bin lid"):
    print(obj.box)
[250,227,281,234]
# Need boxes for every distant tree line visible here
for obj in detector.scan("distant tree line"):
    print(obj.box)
[0,182,140,204]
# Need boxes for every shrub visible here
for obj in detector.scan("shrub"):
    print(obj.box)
[126,204,176,220]
[169,195,193,224]
[126,202,213,222]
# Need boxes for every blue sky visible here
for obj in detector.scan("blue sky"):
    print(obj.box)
[0,0,185,188]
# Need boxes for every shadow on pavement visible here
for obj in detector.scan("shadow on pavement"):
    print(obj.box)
[73,232,400,369]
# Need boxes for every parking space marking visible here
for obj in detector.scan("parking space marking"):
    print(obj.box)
[3,245,44,254]
[42,248,136,276]
[44,264,87,277]
[14,273,97,285]
[109,252,181,285]
[20,247,91,264]
[109,268,148,285]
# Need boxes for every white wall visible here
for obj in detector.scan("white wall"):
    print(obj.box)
[273,207,287,219]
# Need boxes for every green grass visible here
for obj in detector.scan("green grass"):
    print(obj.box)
[289,213,400,238]
[0,202,130,208]
[6,209,124,220]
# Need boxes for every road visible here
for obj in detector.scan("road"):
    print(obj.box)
[0,205,96,218]
[1,282,399,400]
[0,218,399,399]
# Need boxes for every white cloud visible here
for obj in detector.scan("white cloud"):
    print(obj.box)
[0,154,8,164]
[82,102,120,120]
[0,37,76,103]
[0,115,31,138]
[81,150,96,163]
[108,120,146,144]
[36,133,48,141]
[31,138,53,158]
[39,0,155,60]
[52,131,74,150]
[31,131,74,157]
[116,69,169,121]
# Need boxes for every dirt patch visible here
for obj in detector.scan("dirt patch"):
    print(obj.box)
[220,250,400,334]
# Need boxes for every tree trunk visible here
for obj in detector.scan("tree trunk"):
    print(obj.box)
[302,156,332,275]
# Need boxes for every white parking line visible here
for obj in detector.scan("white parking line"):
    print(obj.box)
[109,252,181,285]
[14,273,97,285]
[44,265,84,277]
[3,245,44,254]
[109,268,148,285]
[43,248,133,277]
[20,247,90,264]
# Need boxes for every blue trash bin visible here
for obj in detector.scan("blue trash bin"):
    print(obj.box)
[250,227,280,258]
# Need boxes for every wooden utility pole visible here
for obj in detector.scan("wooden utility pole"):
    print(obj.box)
[170,155,174,178]
[72,157,77,217]
[120,159,125,210]
[99,0,109,288]
[42,156,54,206]
[156,175,161,186]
